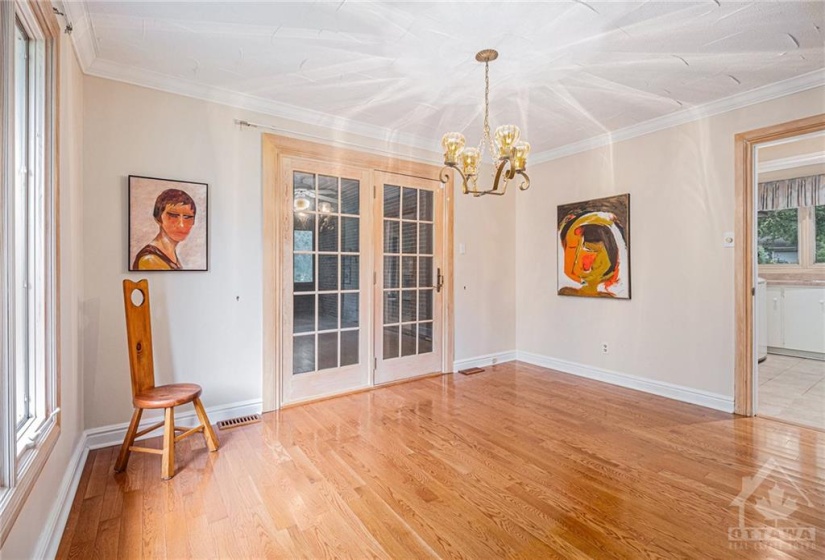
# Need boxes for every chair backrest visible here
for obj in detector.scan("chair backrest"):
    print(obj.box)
[123,279,156,397]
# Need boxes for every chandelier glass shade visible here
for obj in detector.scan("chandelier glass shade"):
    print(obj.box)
[440,49,530,197]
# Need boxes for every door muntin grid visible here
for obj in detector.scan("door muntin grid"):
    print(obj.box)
[292,171,361,375]
[382,185,435,360]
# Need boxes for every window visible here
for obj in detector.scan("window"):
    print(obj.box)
[757,208,799,264]
[816,205,825,264]
[757,205,825,271]
[1,1,60,544]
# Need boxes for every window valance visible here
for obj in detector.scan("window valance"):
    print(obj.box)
[758,174,824,211]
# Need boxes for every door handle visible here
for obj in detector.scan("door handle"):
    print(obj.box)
[436,268,444,293]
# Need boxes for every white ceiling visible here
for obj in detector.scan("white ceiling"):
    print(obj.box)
[63,1,825,159]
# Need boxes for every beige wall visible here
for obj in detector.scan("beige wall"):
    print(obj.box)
[454,181,517,361]
[516,87,825,399]
[81,76,516,429]
[2,35,85,558]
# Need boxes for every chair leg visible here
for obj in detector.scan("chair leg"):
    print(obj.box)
[161,407,175,480]
[115,408,143,472]
[193,397,219,452]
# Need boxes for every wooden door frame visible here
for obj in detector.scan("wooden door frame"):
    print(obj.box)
[262,134,455,412]
[733,113,825,416]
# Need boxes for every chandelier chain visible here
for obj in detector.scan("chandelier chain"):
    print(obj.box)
[479,61,496,180]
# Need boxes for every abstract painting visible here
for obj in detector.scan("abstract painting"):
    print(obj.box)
[557,194,630,299]
[128,175,208,271]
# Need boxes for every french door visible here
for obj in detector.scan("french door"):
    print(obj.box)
[374,172,444,384]
[278,158,446,405]
[281,158,372,404]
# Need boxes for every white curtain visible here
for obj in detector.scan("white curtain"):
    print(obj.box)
[758,174,824,211]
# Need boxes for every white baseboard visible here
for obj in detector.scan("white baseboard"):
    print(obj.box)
[453,350,517,372]
[85,398,263,450]
[517,351,734,413]
[32,433,88,560]
[34,398,262,558]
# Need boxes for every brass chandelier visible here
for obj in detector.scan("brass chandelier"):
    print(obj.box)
[440,49,531,197]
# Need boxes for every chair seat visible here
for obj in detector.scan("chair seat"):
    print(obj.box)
[133,383,202,409]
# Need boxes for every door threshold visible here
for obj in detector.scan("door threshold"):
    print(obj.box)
[756,414,825,434]
[280,371,447,409]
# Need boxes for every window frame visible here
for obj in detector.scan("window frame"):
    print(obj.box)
[0,0,61,546]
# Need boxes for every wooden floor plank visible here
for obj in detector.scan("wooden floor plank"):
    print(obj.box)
[58,362,825,558]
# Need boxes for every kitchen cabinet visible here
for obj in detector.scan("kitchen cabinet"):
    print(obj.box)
[766,285,825,355]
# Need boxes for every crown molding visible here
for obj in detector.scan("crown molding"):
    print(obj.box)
[758,152,825,173]
[84,57,442,161]
[54,0,95,72]
[530,69,825,166]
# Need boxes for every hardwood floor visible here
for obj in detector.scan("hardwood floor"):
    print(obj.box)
[57,361,825,559]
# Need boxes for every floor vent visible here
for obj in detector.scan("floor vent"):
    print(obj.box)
[459,367,485,376]
[217,414,261,430]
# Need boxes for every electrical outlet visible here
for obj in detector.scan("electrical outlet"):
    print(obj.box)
[602,343,609,354]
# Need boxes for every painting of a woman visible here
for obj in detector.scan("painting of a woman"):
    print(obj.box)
[129,176,208,271]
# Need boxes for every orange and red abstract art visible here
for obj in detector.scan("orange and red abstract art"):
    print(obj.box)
[557,194,630,299]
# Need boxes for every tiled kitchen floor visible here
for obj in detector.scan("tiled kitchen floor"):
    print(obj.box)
[758,354,825,430]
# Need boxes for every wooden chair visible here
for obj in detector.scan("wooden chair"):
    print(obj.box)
[115,279,219,479]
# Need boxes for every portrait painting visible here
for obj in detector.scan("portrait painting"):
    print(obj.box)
[128,175,208,271]
[557,193,630,299]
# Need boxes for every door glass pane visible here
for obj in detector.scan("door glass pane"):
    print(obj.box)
[384,256,399,288]
[341,293,359,328]
[294,214,315,251]
[318,294,338,331]
[341,178,360,215]
[402,257,416,288]
[419,223,433,255]
[383,326,399,359]
[318,255,338,291]
[403,188,417,220]
[293,172,315,211]
[419,190,433,221]
[418,322,433,354]
[402,222,417,254]
[318,175,339,213]
[384,291,399,324]
[318,332,338,371]
[384,185,400,218]
[419,289,433,321]
[294,295,315,333]
[318,215,338,252]
[401,324,417,357]
[402,290,416,322]
[419,257,433,288]
[341,330,359,366]
[384,220,399,254]
[293,335,315,374]
[341,217,359,253]
[341,255,359,290]
[294,254,315,292]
